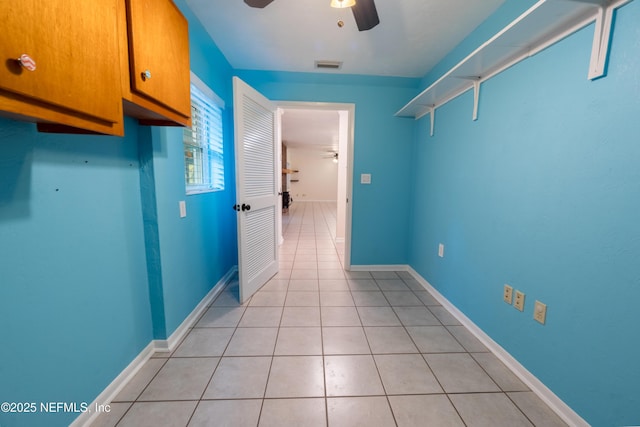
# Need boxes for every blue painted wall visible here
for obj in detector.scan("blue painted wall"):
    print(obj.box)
[0,1,236,425]
[140,122,237,338]
[143,0,237,338]
[0,117,152,427]
[236,70,419,265]
[407,1,640,425]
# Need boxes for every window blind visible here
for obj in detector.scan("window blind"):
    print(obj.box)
[184,82,224,193]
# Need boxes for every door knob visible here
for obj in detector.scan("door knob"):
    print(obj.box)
[241,203,251,211]
[18,54,36,71]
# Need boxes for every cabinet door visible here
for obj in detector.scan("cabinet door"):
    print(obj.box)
[0,0,122,125]
[126,0,191,118]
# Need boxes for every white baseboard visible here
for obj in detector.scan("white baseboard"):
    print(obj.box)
[405,266,588,427]
[69,342,156,427]
[293,199,337,203]
[152,339,170,353]
[164,266,238,351]
[72,266,237,427]
[349,264,410,272]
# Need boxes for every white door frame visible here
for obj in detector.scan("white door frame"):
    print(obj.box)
[276,101,355,270]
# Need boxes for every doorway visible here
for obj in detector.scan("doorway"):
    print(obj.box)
[276,102,354,269]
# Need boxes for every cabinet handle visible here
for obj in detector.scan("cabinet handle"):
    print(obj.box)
[141,70,151,81]
[18,54,36,72]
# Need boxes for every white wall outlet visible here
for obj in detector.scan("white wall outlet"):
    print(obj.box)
[179,200,187,218]
[514,290,525,311]
[534,300,547,324]
[360,173,371,184]
[503,284,513,304]
[438,243,444,258]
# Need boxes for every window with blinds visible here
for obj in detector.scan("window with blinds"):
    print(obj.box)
[184,77,225,194]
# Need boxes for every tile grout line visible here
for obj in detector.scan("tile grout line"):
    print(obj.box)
[254,283,288,427]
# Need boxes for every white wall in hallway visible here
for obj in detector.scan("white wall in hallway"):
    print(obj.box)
[287,147,338,202]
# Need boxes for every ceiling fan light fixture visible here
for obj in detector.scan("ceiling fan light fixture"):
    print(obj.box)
[244,0,275,8]
[330,0,356,9]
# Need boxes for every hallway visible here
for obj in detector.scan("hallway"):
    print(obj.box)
[90,202,566,426]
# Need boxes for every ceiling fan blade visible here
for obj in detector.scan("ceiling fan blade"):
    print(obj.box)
[244,0,274,8]
[351,0,379,31]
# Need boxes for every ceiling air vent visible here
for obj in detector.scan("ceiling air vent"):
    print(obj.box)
[315,60,342,70]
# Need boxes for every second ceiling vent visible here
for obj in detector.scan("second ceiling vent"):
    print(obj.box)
[315,60,343,70]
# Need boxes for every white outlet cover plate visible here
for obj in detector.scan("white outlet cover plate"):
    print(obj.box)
[438,244,444,257]
[360,173,371,184]
[514,291,525,311]
[503,284,513,304]
[179,201,187,218]
[534,300,547,324]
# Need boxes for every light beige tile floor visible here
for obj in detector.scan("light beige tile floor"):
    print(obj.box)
[90,202,567,427]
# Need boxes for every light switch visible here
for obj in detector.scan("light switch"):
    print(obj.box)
[179,201,187,218]
[534,301,547,324]
[361,173,371,184]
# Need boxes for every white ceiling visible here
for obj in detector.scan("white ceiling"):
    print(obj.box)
[281,109,340,152]
[186,0,506,78]
[186,0,506,151]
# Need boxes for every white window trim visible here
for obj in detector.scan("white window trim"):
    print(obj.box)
[190,71,225,110]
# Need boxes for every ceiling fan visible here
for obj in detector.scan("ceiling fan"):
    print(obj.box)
[322,152,339,163]
[244,0,380,32]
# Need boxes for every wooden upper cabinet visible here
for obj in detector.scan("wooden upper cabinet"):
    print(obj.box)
[0,0,124,135]
[0,0,190,134]
[120,0,191,126]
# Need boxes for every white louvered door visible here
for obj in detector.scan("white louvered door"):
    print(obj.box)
[233,77,279,303]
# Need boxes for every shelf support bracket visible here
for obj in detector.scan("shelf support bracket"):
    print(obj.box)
[588,4,615,80]
[416,105,436,137]
[457,77,482,121]
[429,106,435,137]
[472,79,481,121]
